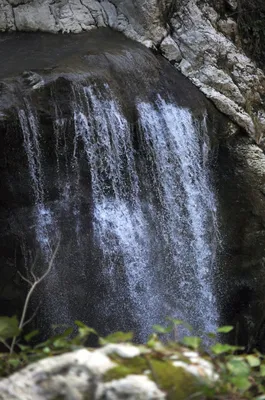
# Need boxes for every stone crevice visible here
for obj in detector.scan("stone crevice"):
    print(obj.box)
[79,0,99,27]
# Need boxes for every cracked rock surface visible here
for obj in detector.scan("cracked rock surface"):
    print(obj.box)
[0,0,265,144]
[170,0,265,144]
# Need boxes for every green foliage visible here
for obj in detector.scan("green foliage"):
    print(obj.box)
[227,358,250,377]
[153,324,173,334]
[99,331,133,345]
[2,318,265,399]
[211,343,244,355]
[217,325,234,334]
[24,329,39,343]
[0,316,20,342]
[74,321,97,339]
[166,317,193,332]
[247,355,261,368]
[260,365,265,377]
[181,336,202,350]
[0,320,98,377]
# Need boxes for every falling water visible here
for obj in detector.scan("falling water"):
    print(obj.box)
[18,100,69,329]
[19,101,58,257]
[137,98,218,334]
[72,85,163,337]
[18,83,219,340]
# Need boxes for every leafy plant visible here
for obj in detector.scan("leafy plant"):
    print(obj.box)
[2,318,265,399]
[0,316,20,351]
[99,331,133,345]
[181,336,202,350]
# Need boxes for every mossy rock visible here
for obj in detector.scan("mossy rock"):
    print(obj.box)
[104,355,205,400]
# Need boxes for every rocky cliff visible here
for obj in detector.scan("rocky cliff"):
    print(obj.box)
[1,0,265,348]
[1,0,265,144]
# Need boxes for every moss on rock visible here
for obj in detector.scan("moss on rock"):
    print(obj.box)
[104,354,203,400]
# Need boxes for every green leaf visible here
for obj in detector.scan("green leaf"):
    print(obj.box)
[99,331,133,345]
[211,343,243,355]
[42,347,51,354]
[255,396,265,400]
[49,328,74,349]
[18,344,31,351]
[75,321,97,339]
[260,365,265,376]
[61,327,73,337]
[0,316,20,340]
[246,355,261,367]
[217,326,234,333]
[182,336,202,350]
[147,334,159,349]
[227,359,250,376]
[24,330,39,342]
[166,318,193,332]
[207,332,217,339]
[53,338,68,348]
[8,359,21,368]
[229,376,251,391]
[153,324,172,334]
[34,339,50,349]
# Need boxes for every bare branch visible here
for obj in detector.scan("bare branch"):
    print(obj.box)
[17,271,32,286]
[29,254,38,282]
[10,240,60,354]
[35,241,60,287]
[23,301,42,328]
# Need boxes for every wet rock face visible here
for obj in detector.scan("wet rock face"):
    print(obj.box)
[0,31,225,338]
[0,2,265,348]
[216,136,265,350]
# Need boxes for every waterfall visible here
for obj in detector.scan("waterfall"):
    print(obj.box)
[18,83,219,340]
[136,98,218,334]
[19,101,59,257]
[72,85,162,338]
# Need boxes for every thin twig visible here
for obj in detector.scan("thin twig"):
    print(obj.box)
[23,301,42,328]
[17,271,32,286]
[29,255,38,282]
[10,241,60,354]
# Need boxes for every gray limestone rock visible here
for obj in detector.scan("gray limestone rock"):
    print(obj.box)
[0,349,115,399]
[96,375,165,400]
[0,0,15,31]
[160,36,182,62]
[13,0,57,32]
[171,0,265,142]
[0,345,217,399]
[1,0,265,145]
